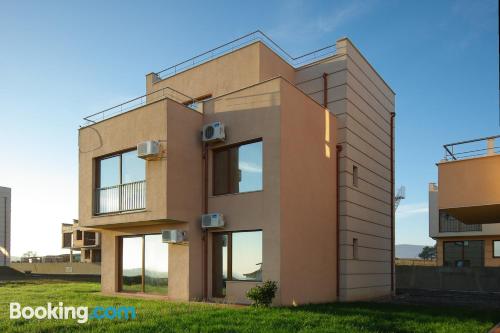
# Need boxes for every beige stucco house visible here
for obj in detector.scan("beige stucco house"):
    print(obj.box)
[78,32,395,304]
[429,135,500,267]
[62,220,101,263]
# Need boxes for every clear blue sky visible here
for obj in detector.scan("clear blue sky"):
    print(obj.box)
[0,0,498,256]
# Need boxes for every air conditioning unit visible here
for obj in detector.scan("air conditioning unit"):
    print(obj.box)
[137,141,160,160]
[161,230,187,244]
[201,213,225,229]
[202,122,225,143]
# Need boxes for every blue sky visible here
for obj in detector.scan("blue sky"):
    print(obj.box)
[0,0,498,256]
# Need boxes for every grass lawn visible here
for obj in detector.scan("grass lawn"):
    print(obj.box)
[0,280,498,333]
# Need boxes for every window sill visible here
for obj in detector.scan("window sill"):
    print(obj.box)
[209,190,263,199]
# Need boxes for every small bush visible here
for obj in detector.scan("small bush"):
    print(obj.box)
[246,281,278,307]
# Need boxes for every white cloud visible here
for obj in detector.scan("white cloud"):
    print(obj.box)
[239,162,262,173]
[396,202,428,219]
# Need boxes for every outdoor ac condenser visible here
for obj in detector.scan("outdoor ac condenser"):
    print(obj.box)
[201,122,225,143]
[161,230,187,244]
[137,141,160,160]
[201,213,225,229]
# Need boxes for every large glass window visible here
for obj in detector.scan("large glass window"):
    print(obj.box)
[443,240,484,267]
[213,140,263,195]
[212,230,262,297]
[121,234,168,294]
[96,150,146,214]
[493,241,500,258]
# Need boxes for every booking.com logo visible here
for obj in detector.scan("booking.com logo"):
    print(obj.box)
[10,302,136,324]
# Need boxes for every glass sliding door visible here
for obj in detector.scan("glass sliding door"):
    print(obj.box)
[120,234,169,295]
[121,236,143,292]
[212,233,228,297]
[144,234,169,295]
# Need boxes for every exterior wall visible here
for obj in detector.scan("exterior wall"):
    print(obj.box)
[203,79,282,304]
[295,38,394,301]
[279,80,337,305]
[147,42,261,100]
[0,187,11,266]
[10,262,100,275]
[436,236,500,267]
[438,155,500,223]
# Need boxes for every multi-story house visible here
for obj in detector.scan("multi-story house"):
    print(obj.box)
[78,31,395,304]
[429,135,500,267]
[0,186,11,266]
[62,220,101,263]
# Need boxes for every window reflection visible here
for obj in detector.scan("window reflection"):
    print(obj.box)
[99,156,120,188]
[145,234,168,295]
[121,236,143,293]
[213,140,262,195]
[122,150,146,184]
[232,231,262,281]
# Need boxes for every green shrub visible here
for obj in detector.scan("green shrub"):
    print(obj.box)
[246,280,278,307]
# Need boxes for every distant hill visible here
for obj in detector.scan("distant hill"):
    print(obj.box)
[396,244,426,259]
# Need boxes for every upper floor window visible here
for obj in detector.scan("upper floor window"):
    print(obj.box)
[95,150,146,214]
[213,140,263,196]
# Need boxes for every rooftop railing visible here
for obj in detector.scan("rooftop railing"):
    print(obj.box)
[443,134,500,161]
[154,30,338,80]
[82,87,198,126]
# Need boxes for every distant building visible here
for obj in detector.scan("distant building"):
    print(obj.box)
[0,187,11,266]
[429,135,500,267]
[62,220,101,263]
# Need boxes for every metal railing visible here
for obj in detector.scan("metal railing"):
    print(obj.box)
[95,180,146,215]
[154,30,338,80]
[443,134,500,161]
[82,87,198,126]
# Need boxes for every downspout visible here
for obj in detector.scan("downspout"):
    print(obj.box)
[336,144,342,299]
[390,112,395,292]
[202,142,209,300]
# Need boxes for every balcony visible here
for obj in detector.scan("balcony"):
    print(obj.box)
[95,180,146,215]
[438,135,500,224]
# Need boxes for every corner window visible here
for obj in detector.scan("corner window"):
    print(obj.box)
[493,241,500,258]
[212,230,262,297]
[213,140,263,195]
[95,150,146,214]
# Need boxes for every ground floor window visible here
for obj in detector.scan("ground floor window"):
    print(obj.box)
[212,230,262,297]
[443,240,484,267]
[120,234,168,294]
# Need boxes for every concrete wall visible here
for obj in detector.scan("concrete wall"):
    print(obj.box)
[436,235,500,267]
[397,265,500,292]
[0,187,10,266]
[10,262,100,275]
[295,38,395,301]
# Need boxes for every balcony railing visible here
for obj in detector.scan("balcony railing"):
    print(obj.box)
[95,180,146,215]
[443,134,500,161]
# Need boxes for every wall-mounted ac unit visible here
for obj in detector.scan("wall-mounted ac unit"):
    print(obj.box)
[202,122,225,143]
[137,141,160,160]
[162,230,187,244]
[201,213,225,229]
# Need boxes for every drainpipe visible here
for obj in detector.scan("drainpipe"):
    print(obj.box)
[323,73,328,107]
[390,112,395,292]
[202,143,209,300]
[336,144,342,299]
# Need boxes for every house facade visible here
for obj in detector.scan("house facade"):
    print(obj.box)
[78,32,395,304]
[429,135,500,267]
[62,220,101,263]
[0,186,11,266]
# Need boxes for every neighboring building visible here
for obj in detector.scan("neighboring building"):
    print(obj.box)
[78,32,395,304]
[0,187,11,266]
[62,220,101,263]
[429,135,500,267]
